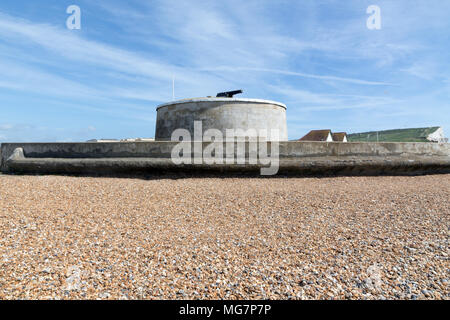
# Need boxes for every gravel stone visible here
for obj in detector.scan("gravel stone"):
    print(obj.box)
[0,174,448,299]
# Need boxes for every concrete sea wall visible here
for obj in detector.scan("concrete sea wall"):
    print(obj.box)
[1,141,449,175]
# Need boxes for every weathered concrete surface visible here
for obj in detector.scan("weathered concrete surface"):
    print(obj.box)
[155,98,288,141]
[1,141,449,175]
[4,154,450,175]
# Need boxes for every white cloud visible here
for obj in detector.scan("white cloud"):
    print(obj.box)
[269,86,338,105]
[200,66,394,86]
[0,13,179,81]
[401,61,438,80]
[0,1,449,140]
[0,123,14,130]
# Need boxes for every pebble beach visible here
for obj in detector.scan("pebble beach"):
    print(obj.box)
[0,174,448,299]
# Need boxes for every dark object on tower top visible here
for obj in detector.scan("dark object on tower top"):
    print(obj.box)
[216,90,243,98]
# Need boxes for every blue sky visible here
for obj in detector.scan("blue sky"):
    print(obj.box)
[0,0,449,141]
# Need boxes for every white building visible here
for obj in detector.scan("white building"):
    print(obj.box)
[426,127,447,143]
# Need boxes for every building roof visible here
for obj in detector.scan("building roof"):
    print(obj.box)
[332,132,347,142]
[299,130,332,141]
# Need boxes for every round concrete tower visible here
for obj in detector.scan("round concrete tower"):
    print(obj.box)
[155,97,287,141]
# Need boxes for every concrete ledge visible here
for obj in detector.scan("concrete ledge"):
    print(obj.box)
[4,155,450,176]
[1,141,449,176]
[156,97,287,110]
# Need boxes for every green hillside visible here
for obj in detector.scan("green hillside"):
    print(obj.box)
[348,127,440,142]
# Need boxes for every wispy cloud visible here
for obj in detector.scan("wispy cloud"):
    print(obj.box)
[0,10,232,103]
[0,122,100,143]
[0,0,449,140]
[271,85,400,111]
[0,12,193,84]
[401,61,438,80]
[200,66,395,86]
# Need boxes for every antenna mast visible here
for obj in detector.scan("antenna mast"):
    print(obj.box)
[172,76,175,101]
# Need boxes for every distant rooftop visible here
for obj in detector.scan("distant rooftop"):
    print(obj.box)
[332,132,348,142]
[298,129,332,142]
